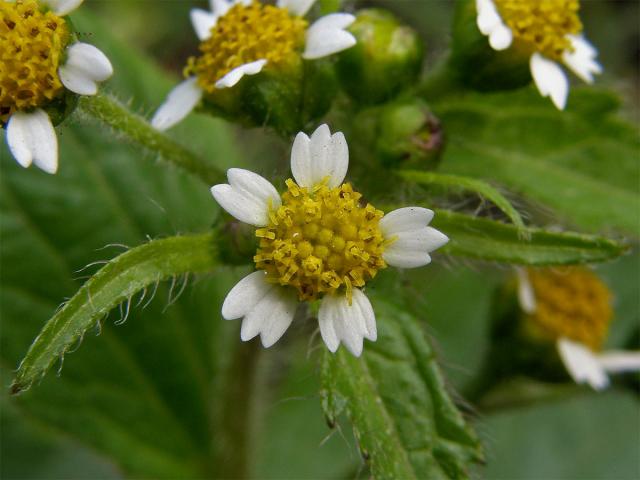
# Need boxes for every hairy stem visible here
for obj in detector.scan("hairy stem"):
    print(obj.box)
[78,94,225,185]
[213,341,262,479]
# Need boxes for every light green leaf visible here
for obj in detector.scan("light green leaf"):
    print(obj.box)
[432,88,640,236]
[11,233,218,395]
[397,170,525,230]
[321,297,483,480]
[432,209,627,265]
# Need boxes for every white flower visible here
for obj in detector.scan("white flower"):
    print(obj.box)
[517,269,640,390]
[557,338,640,391]
[151,0,357,131]
[212,124,448,355]
[3,0,113,174]
[475,0,602,110]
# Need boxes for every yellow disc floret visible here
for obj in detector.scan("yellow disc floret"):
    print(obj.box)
[1,0,70,123]
[493,0,583,61]
[254,179,387,302]
[185,1,308,94]
[524,267,613,350]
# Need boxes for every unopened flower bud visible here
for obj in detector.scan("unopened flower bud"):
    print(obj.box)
[353,98,443,170]
[336,9,423,105]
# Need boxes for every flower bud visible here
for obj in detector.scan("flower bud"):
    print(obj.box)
[336,9,423,105]
[449,0,529,91]
[353,98,443,170]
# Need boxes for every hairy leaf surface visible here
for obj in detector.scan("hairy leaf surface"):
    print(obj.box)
[321,297,483,480]
[434,88,640,236]
[432,210,627,265]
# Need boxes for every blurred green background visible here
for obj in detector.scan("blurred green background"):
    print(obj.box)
[1,1,638,479]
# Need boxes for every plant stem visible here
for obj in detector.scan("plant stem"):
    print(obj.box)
[212,341,262,479]
[77,94,225,185]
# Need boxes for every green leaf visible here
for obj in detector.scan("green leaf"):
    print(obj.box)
[432,209,627,265]
[397,170,525,230]
[11,233,218,395]
[320,297,483,480]
[1,9,246,479]
[432,88,640,236]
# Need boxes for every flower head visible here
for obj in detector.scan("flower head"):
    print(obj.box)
[517,267,640,390]
[476,0,601,109]
[211,124,448,356]
[151,0,356,131]
[1,0,113,173]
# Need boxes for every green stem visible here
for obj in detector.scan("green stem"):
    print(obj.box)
[213,341,262,479]
[77,94,225,185]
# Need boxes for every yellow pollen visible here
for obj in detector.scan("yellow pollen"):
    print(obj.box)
[0,0,70,123]
[493,0,583,61]
[185,1,308,94]
[523,267,613,350]
[254,179,387,302]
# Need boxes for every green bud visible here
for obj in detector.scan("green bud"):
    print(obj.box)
[337,9,423,105]
[353,98,443,170]
[450,0,530,91]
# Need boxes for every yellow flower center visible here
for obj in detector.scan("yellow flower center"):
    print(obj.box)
[524,267,612,350]
[493,0,583,61]
[254,179,387,302]
[0,0,70,123]
[185,1,308,94]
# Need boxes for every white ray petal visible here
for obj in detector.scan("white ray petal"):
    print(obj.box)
[489,23,513,50]
[320,291,375,356]
[222,271,273,320]
[383,249,431,269]
[240,287,297,347]
[43,0,83,16]
[303,14,356,60]
[211,0,233,16]
[335,293,367,357]
[215,59,267,89]
[190,8,217,41]
[530,53,569,110]
[379,207,435,237]
[151,77,203,131]
[211,168,281,226]
[557,338,609,391]
[318,295,340,352]
[290,131,312,187]
[59,43,113,96]
[301,124,349,188]
[516,268,536,314]
[476,0,502,35]
[277,0,317,17]
[597,351,640,373]
[385,227,449,253]
[563,34,602,84]
[6,110,58,174]
[351,289,377,341]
